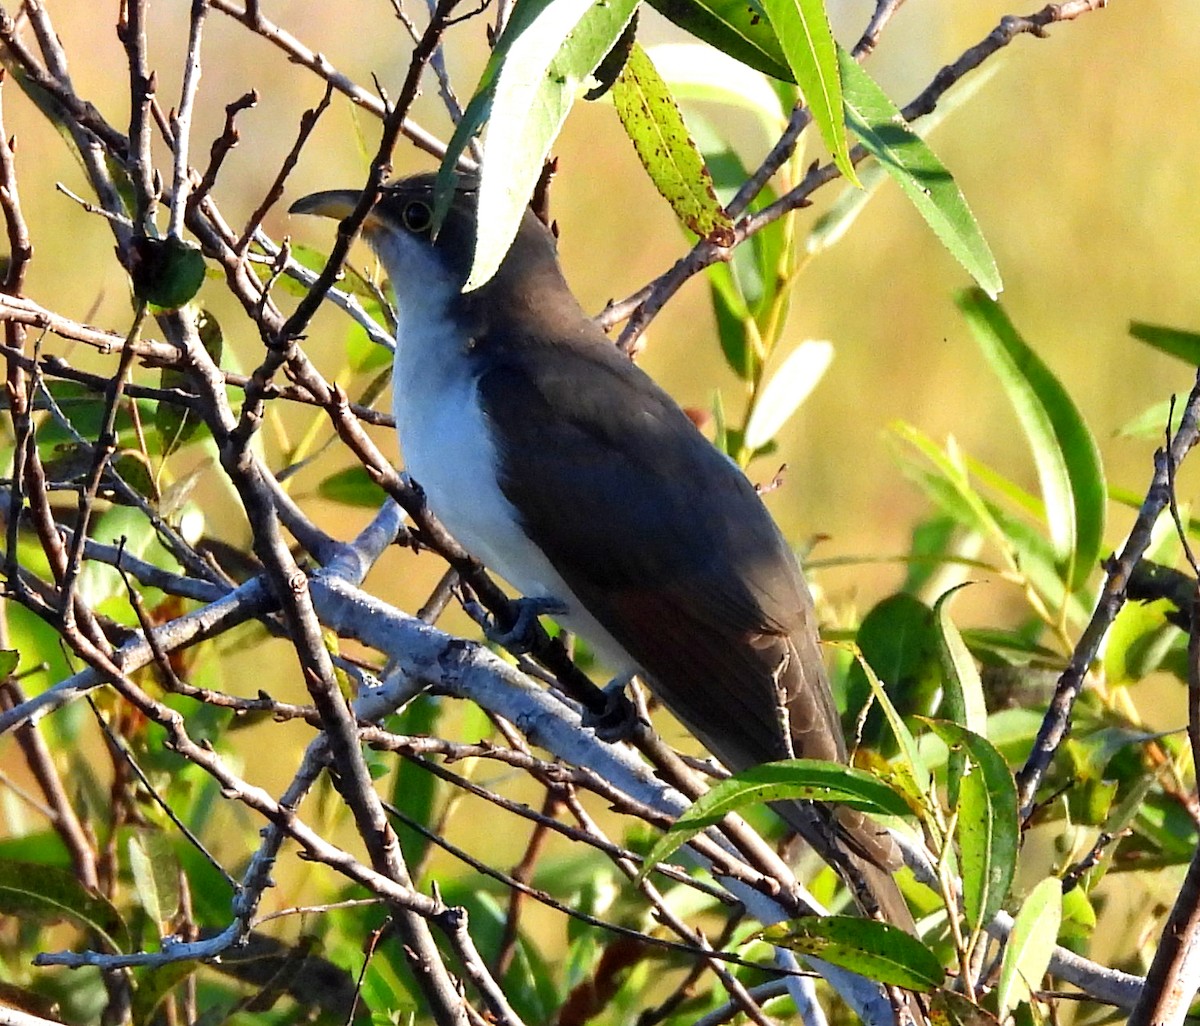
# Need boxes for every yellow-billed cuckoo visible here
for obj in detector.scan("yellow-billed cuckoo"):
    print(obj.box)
[291,174,913,931]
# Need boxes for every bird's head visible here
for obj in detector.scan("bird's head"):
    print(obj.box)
[289,173,577,338]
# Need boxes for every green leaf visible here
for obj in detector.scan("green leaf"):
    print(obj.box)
[760,0,856,184]
[744,340,833,450]
[996,877,1061,1019]
[0,648,18,677]
[1117,398,1184,441]
[459,0,640,290]
[760,916,944,991]
[926,720,1018,932]
[933,584,987,809]
[130,235,206,311]
[1129,321,1200,364]
[0,860,129,954]
[889,422,1008,548]
[638,759,910,881]
[128,830,180,928]
[808,61,999,258]
[612,43,733,243]
[845,593,940,756]
[850,641,933,803]
[958,290,1106,592]
[645,0,793,82]
[840,51,1001,297]
[317,465,389,508]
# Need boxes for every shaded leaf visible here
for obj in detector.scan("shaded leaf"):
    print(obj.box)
[128,830,180,927]
[129,236,206,311]
[958,290,1106,592]
[761,916,944,990]
[612,43,733,243]
[840,52,1000,297]
[318,465,389,508]
[933,584,987,809]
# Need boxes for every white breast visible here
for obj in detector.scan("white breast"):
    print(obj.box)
[391,318,637,677]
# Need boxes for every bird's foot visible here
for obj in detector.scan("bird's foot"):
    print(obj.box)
[483,595,569,654]
[583,672,641,742]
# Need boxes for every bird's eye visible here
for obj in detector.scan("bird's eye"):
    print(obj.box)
[401,199,433,234]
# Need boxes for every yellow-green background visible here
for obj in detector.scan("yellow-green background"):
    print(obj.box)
[2,0,1195,990]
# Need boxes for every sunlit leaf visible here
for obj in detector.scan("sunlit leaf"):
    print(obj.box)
[744,340,833,450]
[646,43,787,138]
[958,290,1106,592]
[808,62,999,256]
[761,0,855,184]
[453,0,639,290]
[613,43,733,243]
[841,52,1001,297]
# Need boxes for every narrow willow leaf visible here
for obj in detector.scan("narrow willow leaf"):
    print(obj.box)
[889,422,1008,550]
[926,720,1018,932]
[612,43,733,242]
[464,0,639,290]
[761,916,944,991]
[846,645,933,814]
[933,584,987,734]
[1129,321,1200,365]
[744,340,833,450]
[808,62,999,256]
[637,758,909,881]
[760,0,857,185]
[933,584,986,808]
[646,0,793,82]
[840,50,1001,297]
[996,877,1062,1019]
[958,290,1106,592]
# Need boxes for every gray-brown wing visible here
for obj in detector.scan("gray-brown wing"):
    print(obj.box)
[475,335,845,771]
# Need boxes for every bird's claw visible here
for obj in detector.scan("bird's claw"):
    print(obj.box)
[485,595,569,654]
[583,672,641,742]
